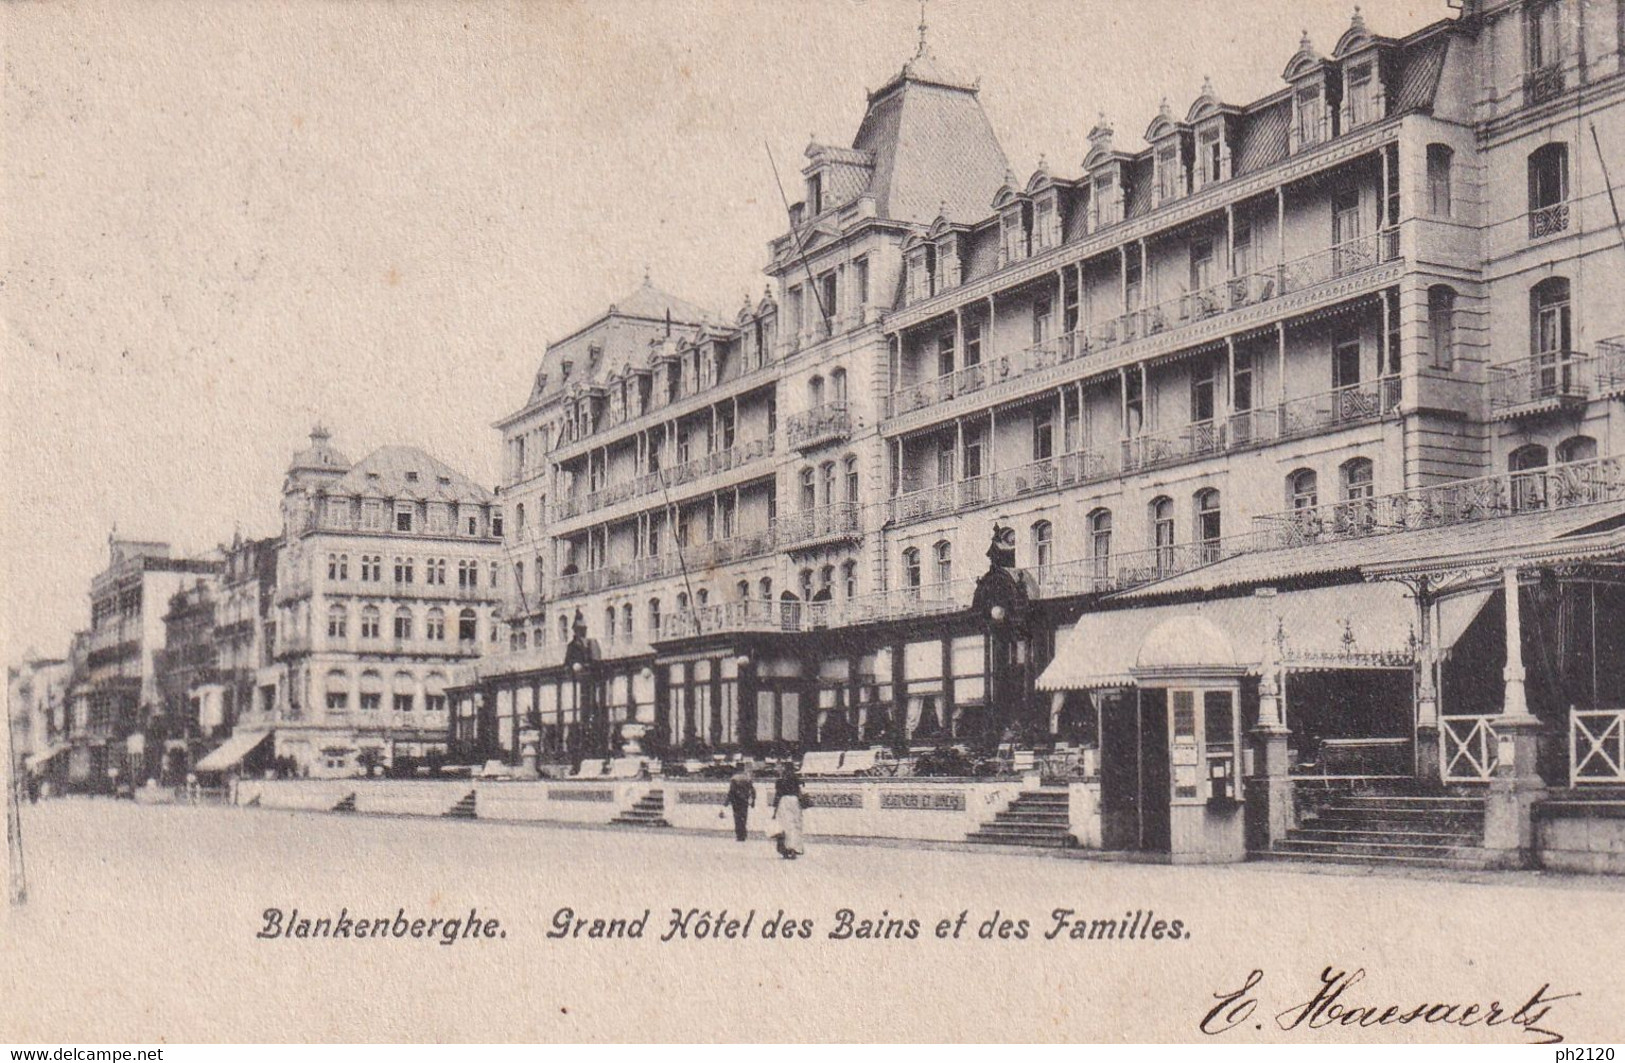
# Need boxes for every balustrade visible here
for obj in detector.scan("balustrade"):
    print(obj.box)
[1489,350,1591,416]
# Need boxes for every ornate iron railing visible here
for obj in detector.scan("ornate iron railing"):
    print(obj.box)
[1251,454,1625,549]
[1489,349,1591,415]
[773,502,863,551]
[786,402,852,450]
[550,435,776,523]
[1524,63,1566,106]
[1528,201,1570,239]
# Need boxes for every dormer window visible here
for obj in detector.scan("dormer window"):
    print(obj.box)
[807,173,823,216]
[361,500,385,531]
[1032,196,1058,252]
[1295,84,1326,149]
[1000,206,1029,265]
[1092,171,1121,229]
[394,503,415,533]
[1156,143,1182,202]
[405,471,419,483]
[1198,126,1224,187]
[1344,61,1375,127]
[906,244,938,304]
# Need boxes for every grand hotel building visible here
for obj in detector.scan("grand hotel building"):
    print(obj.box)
[451,1,1625,857]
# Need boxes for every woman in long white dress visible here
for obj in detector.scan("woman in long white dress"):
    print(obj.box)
[771,765,806,859]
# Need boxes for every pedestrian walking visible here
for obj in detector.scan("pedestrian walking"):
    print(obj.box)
[770,763,807,860]
[718,764,756,841]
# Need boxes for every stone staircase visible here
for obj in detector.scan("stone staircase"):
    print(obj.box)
[611,789,670,828]
[1269,787,1491,869]
[444,790,478,819]
[331,792,357,813]
[965,789,1075,848]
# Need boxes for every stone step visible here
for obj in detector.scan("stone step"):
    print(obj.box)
[1334,795,1485,810]
[1311,811,1484,831]
[1274,837,1479,860]
[443,790,478,819]
[1291,827,1479,846]
[991,811,1072,823]
[1258,848,1497,871]
[966,830,1075,848]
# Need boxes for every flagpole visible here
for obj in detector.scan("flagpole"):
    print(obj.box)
[4,684,26,907]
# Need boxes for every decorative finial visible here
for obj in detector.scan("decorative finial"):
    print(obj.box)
[1300,28,1313,49]
[1037,152,1048,170]
[1201,74,1215,98]
[642,264,651,286]
[916,0,929,59]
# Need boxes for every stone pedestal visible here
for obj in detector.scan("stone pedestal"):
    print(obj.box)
[1415,725,1441,786]
[1482,713,1547,869]
[620,722,649,757]
[517,728,540,779]
[1252,727,1297,845]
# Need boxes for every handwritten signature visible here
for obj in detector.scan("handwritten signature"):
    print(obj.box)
[1200,967,1580,1044]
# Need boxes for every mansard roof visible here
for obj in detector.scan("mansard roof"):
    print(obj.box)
[328,445,492,505]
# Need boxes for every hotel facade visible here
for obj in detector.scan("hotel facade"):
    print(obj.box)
[450,0,1625,863]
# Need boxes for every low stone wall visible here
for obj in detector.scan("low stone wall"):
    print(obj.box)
[1535,798,1625,874]
[234,777,1039,843]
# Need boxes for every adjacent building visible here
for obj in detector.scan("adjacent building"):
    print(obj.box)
[260,429,504,776]
[7,652,71,786]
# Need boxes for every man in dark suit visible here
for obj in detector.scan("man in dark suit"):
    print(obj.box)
[720,764,756,841]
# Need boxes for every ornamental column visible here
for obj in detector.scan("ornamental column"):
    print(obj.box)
[1250,597,1295,848]
[1483,563,1547,868]
[1414,577,1442,785]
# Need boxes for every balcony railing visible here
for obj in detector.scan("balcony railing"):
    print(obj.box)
[1529,201,1570,239]
[786,402,853,450]
[550,435,775,523]
[773,502,863,551]
[1524,63,1566,106]
[886,231,1399,420]
[1489,349,1591,417]
[658,578,979,640]
[1251,453,1625,550]
[1598,337,1625,398]
[546,532,777,603]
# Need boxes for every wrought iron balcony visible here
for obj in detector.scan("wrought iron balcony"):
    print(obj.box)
[1488,350,1591,419]
[773,502,863,552]
[549,435,775,523]
[891,451,1116,528]
[1528,201,1570,239]
[786,402,852,450]
[1250,453,1625,550]
[1524,63,1566,106]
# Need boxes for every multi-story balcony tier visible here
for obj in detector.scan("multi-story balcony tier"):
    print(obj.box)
[773,502,863,553]
[887,376,1400,529]
[545,529,780,604]
[548,435,776,527]
[882,115,1405,338]
[884,229,1401,432]
[659,453,1625,641]
[275,633,482,659]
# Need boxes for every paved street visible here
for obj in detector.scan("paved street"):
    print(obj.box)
[3,799,1623,1042]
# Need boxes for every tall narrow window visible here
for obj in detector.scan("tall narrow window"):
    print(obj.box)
[1195,489,1221,562]
[1032,409,1054,461]
[963,322,982,367]
[1426,144,1454,217]
[1032,520,1053,568]
[1510,444,1550,512]
[1531,277,1572,357]
[1429,285,1458,370]
[1333,338,1362,391]
[799,467,816,510]
[1151,497,1176,575]
[844,455,859,503]
[1341,458,1375,500]
[1288,469,1319,511]
[933,540,952,585]
[1528,144,1569,237]
[902,548,921,590]
[1089,509,1112,583]
[937,334,956,378]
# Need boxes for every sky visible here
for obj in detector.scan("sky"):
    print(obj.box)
[1,0,1453,661]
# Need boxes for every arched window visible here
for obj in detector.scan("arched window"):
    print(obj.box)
[1426,144,1453,217]
[515,503,526,536]
[798,568,814,600]
[758,577,773,601]
[425,607,446,641]
[737,579,751,600]
[458,608,478,643]
[1150,497,1176,574]
[1510,443,1549,511]
[830,367,847,403]
[1089,509,1113,584]
[1339,458,1377,534]
[697,588,709,606]
[1528,143,1569,234]
[621,602,634,637]
[1531,277,1572,357]
[1031,520,1054,568]
[844,455,859,503]
[1195,489,1221,562]
[327,603,348,640]
[841,559,858,598]
[933,540,952,584]
[648,598,662,635]
[324,669,350,713]
[557,613,570,644]
[1429,285,1457,370]
[1341,458,1375,500]
[820,461,836,506]
[360,604,381,640]
[808,374,825,408]
[676,591,689,613]
[903,547,922,589]
[531,624,545,647]
[604,606,617,641]
[1557,435,1597,464]
[799,467,816,509]
[393,606,413,641]
[819,564,834,590]
[1288,469,1319,511]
